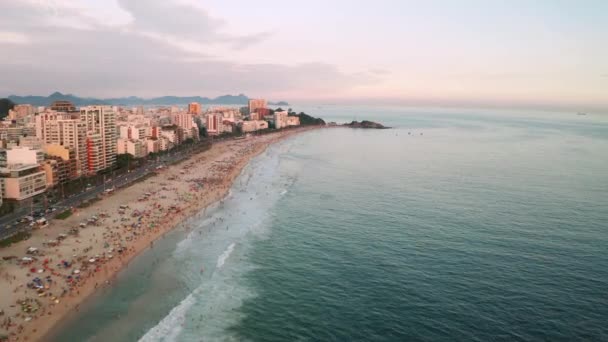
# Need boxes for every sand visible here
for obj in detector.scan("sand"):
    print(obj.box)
[0,127,318,342]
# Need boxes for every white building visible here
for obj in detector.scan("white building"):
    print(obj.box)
[117,138,148,159]
[241,120,269,133]
[6,146,44,165]
[118,124,151,141]
[275,110,289,129]
[1,164,47,200]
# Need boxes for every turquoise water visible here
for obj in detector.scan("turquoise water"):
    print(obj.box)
[52,107,608,341]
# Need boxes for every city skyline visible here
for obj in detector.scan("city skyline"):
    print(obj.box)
[1,0,607,110]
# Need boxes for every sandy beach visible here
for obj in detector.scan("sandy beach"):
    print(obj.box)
[0,127,317,342]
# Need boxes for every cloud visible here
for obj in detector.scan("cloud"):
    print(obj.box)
[0,0,379,99]
[117,0,273,49]
[118,0,224,41]
[368,68,390,76]
[0,0,104,30]
[0,31,30,45]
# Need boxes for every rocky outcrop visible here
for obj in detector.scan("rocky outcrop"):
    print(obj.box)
[343,120,390,129]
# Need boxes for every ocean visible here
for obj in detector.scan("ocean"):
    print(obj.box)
[51,106,608,341]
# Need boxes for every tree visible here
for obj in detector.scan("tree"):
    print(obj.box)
[0,98,16,119]
[116,154,135,170]
[194,117,207,138]
[290,112,326,126]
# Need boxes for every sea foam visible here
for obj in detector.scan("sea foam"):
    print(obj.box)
[217,243,236,269]
[138,292,196,342]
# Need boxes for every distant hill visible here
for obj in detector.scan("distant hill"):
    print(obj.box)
[7,92,289,107]
[269,101,289,106]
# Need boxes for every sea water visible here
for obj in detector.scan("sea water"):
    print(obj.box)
[52,107,608,341]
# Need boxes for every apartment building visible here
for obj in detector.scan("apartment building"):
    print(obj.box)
[80,106,117,172]
[1,164,47,200]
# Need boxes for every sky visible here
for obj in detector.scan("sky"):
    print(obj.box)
[1,0,607,110]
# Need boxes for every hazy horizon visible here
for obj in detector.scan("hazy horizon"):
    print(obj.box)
[2,0,607,111]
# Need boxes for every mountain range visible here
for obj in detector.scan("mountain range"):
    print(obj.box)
[5,92,289,107]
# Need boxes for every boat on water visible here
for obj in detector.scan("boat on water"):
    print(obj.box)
[577,112,587,116]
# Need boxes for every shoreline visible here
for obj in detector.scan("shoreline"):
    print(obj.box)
[0,126,320,342]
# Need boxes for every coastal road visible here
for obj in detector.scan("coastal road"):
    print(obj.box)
[0,143,204,240]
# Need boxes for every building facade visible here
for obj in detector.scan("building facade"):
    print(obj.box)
[85,134,105,173]
[6,147,44,165]
[205,114,220,135]
[80,106,117,172]
[248,99,267,116]
[1,164,47,200]
[50,100,77,112]
[188,102,202,115]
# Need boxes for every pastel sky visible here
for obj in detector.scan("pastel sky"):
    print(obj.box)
[1,0,607,109]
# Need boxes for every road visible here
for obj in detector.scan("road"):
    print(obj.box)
[0,142,207,240]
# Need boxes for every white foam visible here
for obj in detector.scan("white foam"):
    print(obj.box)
[139,144,291,341]
[216,243,236,269]
[138,292,196,342]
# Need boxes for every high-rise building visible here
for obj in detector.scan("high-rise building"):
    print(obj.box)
[205,114,220,135]
[275,110,289,129]
[8,104,35,120]
[85,134,104,173]
[80,106,117,172]
[36,110,74,140]
[188,102,202,115]
[248,99,267,116]
[43,118,87,175]
[44,145,79,180]
[173,113,198,138]
[50,100,77,112]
